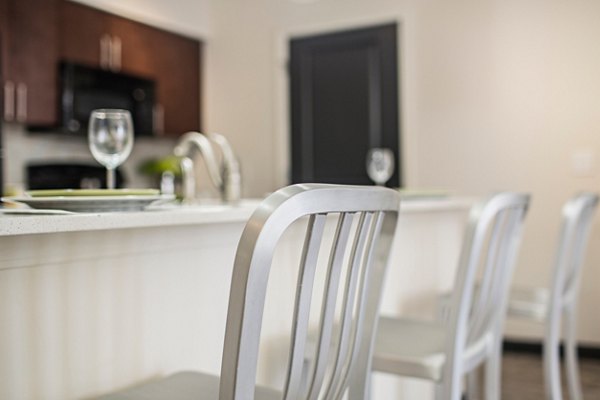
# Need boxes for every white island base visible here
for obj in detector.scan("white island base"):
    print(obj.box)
[0,198,470,399]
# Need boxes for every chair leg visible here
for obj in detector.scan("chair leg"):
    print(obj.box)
[440,371,463,400]
[564,308,583,400]
[543,319,563,400]
[465,367,481,400]
[483,343,501,400]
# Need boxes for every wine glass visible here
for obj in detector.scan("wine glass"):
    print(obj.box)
[88,109,134,189]
[366,148,395,186]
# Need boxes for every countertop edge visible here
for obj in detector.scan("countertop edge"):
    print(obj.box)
[0,197,474,237]
[0,207,255,237]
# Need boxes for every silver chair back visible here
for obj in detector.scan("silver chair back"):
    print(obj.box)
[550,193,598,310]
[545,192,598,400]
[444,193,530,398]
[219,184,400,400]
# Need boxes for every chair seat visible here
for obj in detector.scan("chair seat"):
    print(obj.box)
[507,286,549,322]
[96,371,282,400]
[373,317,446,381]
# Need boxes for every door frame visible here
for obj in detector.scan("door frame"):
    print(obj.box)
[273,14,412,189]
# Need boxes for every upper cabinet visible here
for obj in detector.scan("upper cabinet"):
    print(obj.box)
[1,0,59,127]
[59,1,110,69]
[0,0,200,136]
[59,0,148,75]
[59,1,201,136]
[134,25,201,136]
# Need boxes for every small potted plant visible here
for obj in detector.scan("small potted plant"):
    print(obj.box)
[138,155,184,199]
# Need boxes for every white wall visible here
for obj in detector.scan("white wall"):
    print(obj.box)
[203,0,600,343]
[70,0,212,38]
[2,123,176,190]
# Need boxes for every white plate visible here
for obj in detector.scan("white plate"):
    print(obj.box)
[0,208,75,215]
[2,194,175,213]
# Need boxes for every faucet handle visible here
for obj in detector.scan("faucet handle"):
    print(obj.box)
[160,171,175,195]
[179,156,195,203]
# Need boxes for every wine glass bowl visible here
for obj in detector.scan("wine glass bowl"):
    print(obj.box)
[366,148,395,186]
[88,109,134,189]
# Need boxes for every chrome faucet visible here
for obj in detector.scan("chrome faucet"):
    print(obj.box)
[173,131,241,203]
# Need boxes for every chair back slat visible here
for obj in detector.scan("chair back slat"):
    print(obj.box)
[306,212,354,400]
[332,212,385,400]
[322,212,373,398]
[283,214,327,400]
[218,184,399,400]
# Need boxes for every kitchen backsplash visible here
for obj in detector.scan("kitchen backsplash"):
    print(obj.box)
[2,122,177,193]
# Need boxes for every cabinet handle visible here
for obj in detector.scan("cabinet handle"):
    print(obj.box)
[16,83,27,122]
[100,34,111,69]
[111,36,122,72]
[153,104,164,136]
[3,81,15,121]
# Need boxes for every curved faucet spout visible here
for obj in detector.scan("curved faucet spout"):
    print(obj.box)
[174,132,223,189]
[206,132,242,203]
[173,131,242,203]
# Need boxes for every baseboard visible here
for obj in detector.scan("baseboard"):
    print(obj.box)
[503,339,600,359]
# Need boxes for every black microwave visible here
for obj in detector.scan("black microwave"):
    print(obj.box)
[60,62,156,136]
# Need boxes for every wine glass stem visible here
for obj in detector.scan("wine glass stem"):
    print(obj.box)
[107,168,116,189]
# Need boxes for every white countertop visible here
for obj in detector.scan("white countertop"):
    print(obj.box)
[0,197,473,237]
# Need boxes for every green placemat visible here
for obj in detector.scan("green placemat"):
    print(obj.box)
[26,188,160,197]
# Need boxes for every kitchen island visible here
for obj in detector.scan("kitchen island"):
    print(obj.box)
[0,197,471,400]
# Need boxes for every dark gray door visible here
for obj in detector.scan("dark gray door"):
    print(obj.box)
[290,23,400,187]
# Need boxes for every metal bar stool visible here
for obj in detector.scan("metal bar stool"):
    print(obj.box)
[372,192,530,400]
[507,193,598,400]
[97,184,400,400]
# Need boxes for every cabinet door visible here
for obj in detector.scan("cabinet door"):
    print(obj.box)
[59,0,108,68]
[0,0,8,79]
[145,29,201,136]
[58,0,201,137]
[107,15,155,77]
[109,16,201,136]
[5,0,58,126]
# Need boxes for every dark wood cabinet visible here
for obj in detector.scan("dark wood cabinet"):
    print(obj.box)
[0,0,7,78]
[0,0,200,136]
[59,0,109,68]
[1,0,59,126]
[59,0,201,136]
[105,15,155,77]
[140,27,201,136]
[107,16,201,135]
